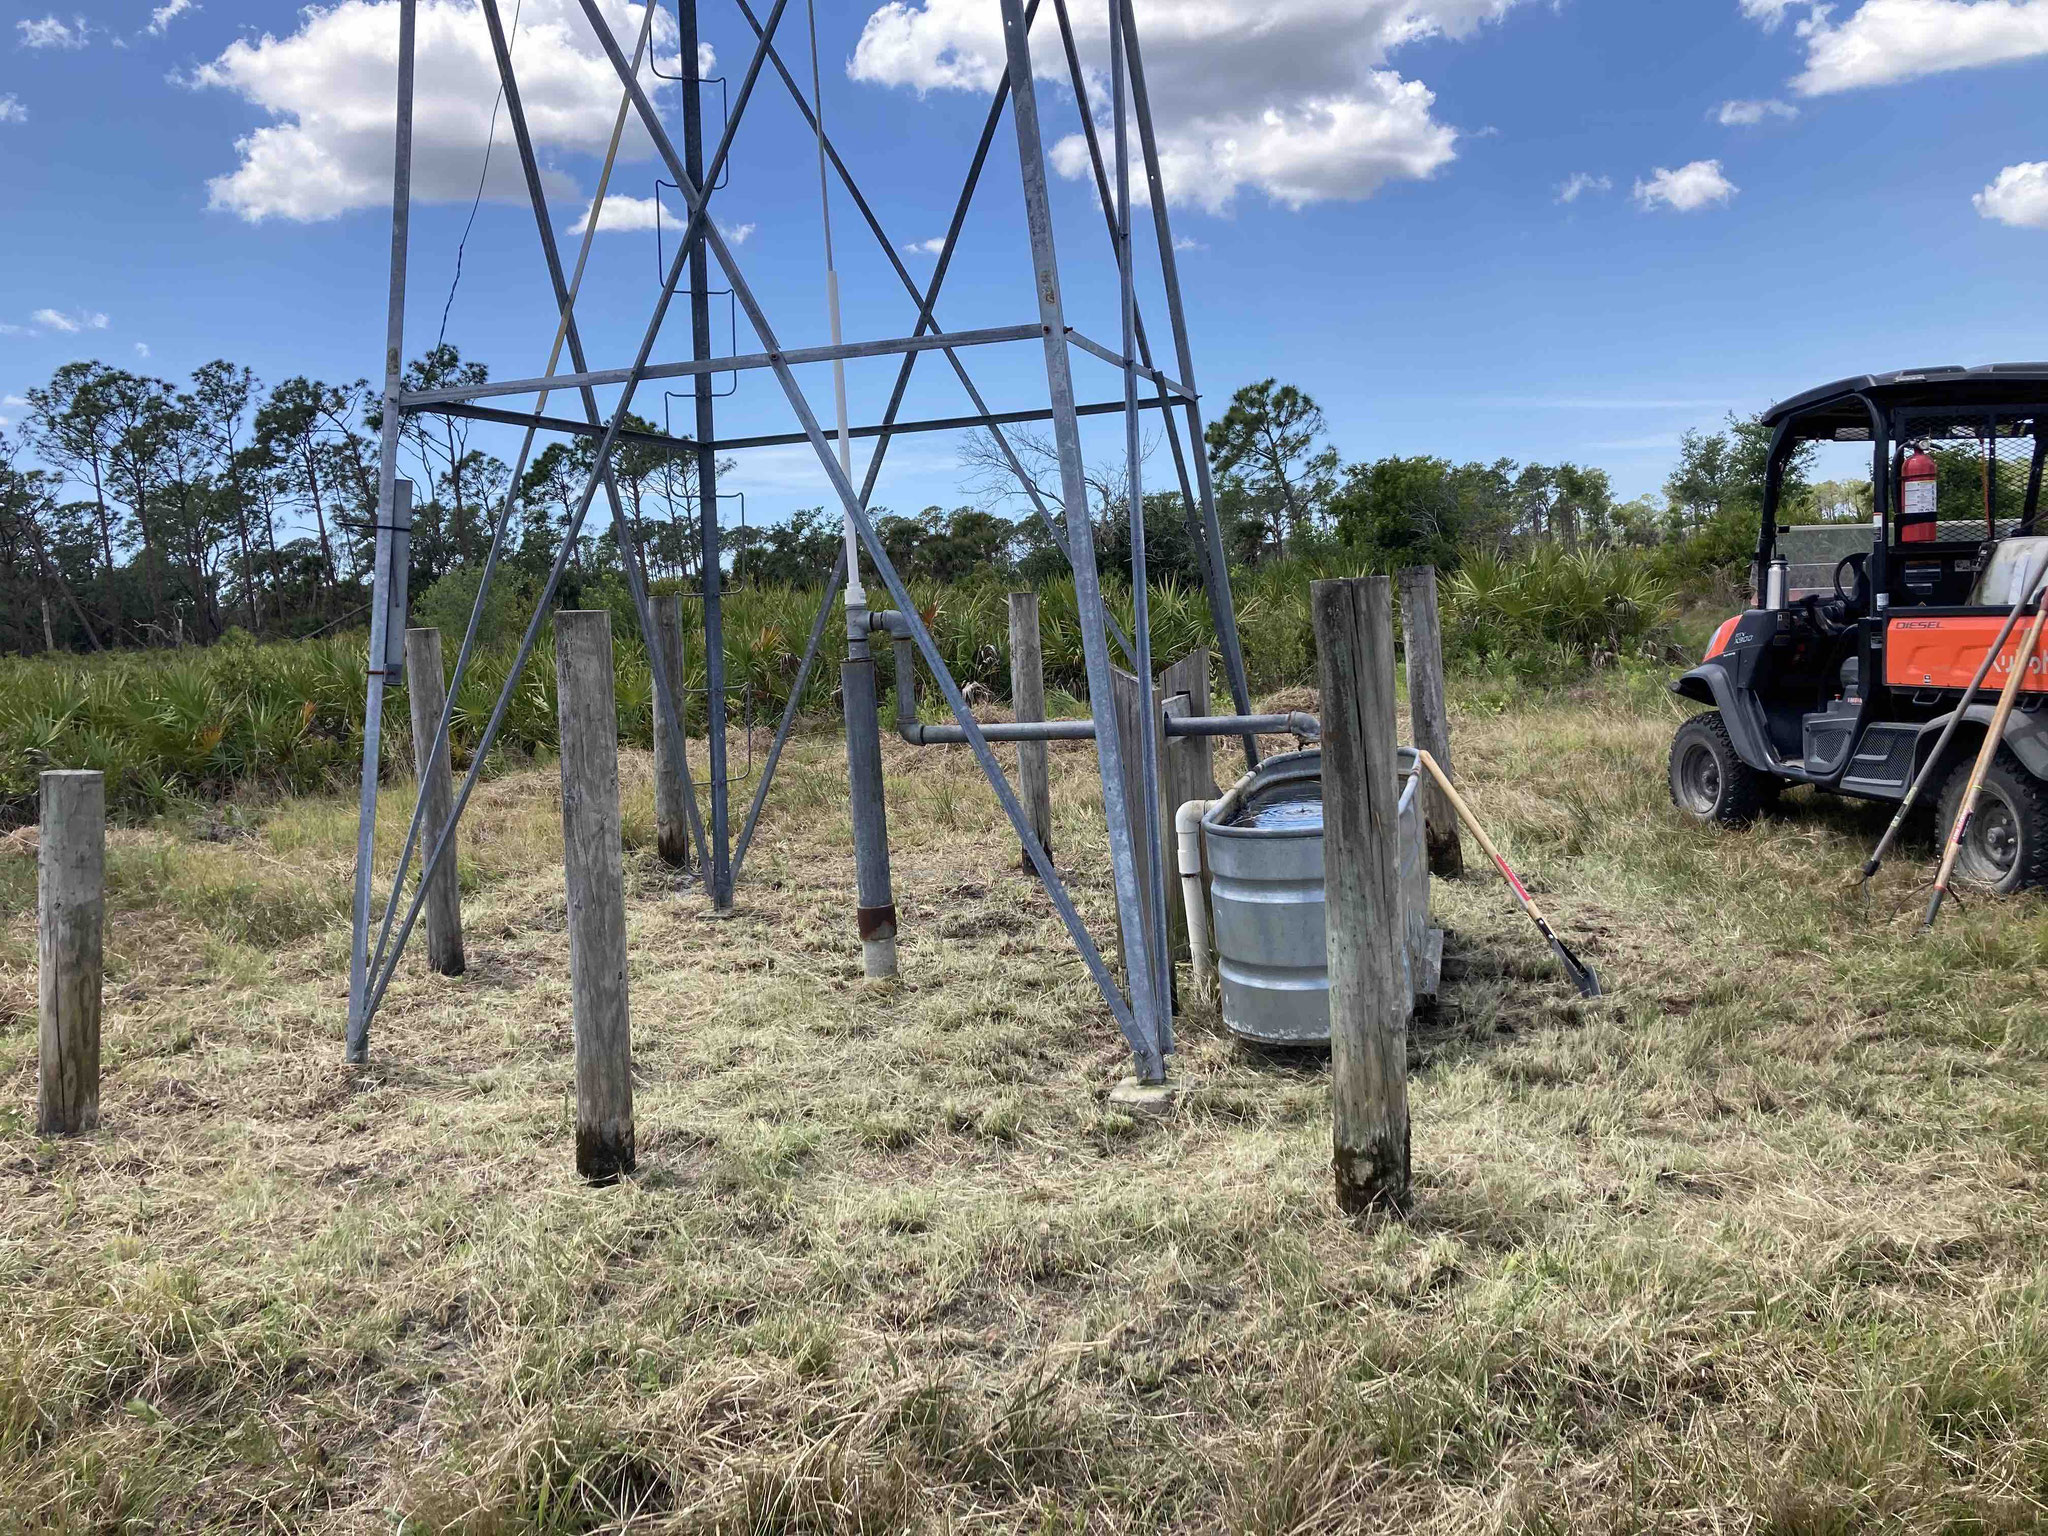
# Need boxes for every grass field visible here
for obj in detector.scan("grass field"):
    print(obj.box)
[5,671,2048,1532]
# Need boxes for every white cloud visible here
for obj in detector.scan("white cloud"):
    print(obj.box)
[28,308,110,333]
[1633,159,1737,211]
[1783,0,2048,95]
[721,220,754,244]
[900,235,947,255]
[148,0,196,37]
[1715,97,1797,124]
[850,0,1528,212]
[1172,233,1205,250]
[1975,160,2048,227]
[3,395,26,407]
[17,14,88,49]
[134,341,152,358]
[1556,171,1611,203]
[1739,0,1803,27]
[0,95,24,123]
[188,0,687,223]
[563,192,675,233]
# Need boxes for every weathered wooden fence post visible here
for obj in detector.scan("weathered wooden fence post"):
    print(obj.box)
[1398,566,1462,879]
[554,611,634,1184]
[1158,647,1219,963]
[404,627,465,976]
[1313,577,1410,1215]
[37,769,103,1136]
[651,592,694,870]
[1007,591,1054,869]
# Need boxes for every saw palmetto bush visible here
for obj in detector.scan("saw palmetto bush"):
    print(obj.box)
[1,545,1678,823]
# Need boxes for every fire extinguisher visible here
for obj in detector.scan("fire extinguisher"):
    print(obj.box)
[1899,445,1938,543]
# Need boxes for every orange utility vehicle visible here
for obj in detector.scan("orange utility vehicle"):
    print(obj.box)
[1670,365,2048,890]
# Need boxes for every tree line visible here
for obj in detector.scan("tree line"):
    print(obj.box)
[2,350,1803,657]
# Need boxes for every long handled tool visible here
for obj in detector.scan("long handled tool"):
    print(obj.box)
[1861,550,2048,887]
[1922,589,2048,928]
[1415,750,1603,997]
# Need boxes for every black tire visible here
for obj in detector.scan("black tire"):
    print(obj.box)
[1669,711,1772,827]
[1935,747,2048,893]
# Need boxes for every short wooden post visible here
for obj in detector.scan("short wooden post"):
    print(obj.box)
[1398,566,1462,878]
[651,593,694,869]
[555,610,634,1184]
[1008,592,1054,869]
[404,627,465,976]
[38,770,103,1136]
[1157,647,1219,963]
[1313,577,1410,1216]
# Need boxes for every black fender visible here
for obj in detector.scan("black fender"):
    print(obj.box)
[1670,661,1780,774]
[1913,704,2048,782]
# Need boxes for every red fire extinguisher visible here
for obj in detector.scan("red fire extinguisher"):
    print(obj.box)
[1900,445,1938,543]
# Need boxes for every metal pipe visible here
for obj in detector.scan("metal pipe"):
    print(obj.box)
[1064,328,1192,399]
[896,712,1318,745]
[363,0,789,1028]
[344,0,415,1065]
[842,654,898,976]
[1116,0,1257,758]
[396,324,1046,406]
[678,0,732,910]
[579,0,1147,1060]
[727,0,1136,670]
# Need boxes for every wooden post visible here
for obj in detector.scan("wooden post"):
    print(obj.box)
[651,593,694,870]
[554,611,634,1184]
[1008,592,1054,869]
[404,627,465,976]
[37,770,103,1136]
[1157,647,1219,963]
[1398,566,1463,879]
[1313,577,1410,1216]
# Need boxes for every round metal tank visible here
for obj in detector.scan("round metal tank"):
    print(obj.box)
[1202,749,1330,1045]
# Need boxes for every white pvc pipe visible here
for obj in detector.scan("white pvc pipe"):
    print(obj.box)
[1176,797,1214,1001]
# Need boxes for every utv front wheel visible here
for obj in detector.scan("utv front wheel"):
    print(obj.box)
[1935,748,2048,893]
[1670,711,1771,827]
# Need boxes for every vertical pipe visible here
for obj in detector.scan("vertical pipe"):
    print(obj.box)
[555,610,635,1184]
[1396,567,1462,879]
[652,592,700,869]
[37,769,103,1136]
[842,655,898,976]
[1008,591,1054,869]
[1116,2,1256,760]
[403,626,466,976]
[1109,0,1171,1052]
[996,0,1166,1076]
[677,0,732,910]
[1314,576,1410,1216]
[346,0,416,1064]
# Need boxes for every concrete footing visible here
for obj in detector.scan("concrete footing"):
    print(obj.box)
[1108,1077,1180,1115]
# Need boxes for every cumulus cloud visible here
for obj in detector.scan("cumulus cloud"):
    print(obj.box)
[17,14,88,48]
[1556,171,1611,203]
[134,342,152,358]
[1634,159,1737,211]
[850,0,1528,212]
[563,192,674,233]
[188,0,690,223]
[148,0,196,37]
[1172,233,1205,250]
[1716,97,1797,124]
[28,308,110,333]
[1975,161,2048,227]
[899,236,947,255]
[0,95,25,123]
[1755,0,2048,95]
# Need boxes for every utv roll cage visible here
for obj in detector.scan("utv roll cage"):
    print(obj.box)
[1754,363,2048,598]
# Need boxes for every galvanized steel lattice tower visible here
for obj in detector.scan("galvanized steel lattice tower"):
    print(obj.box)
[345,0,1259,1083]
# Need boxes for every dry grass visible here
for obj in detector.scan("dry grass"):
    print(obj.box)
[5,673,2048,1532]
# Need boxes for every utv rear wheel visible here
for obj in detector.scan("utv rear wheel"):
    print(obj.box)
[1670,711,1772,827]
[1935,748,2048,893]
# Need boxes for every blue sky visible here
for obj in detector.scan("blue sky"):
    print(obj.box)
[5,0,2048,531]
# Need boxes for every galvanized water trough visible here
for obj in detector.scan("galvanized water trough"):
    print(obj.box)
[1198,747,1441,1046]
